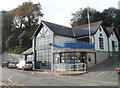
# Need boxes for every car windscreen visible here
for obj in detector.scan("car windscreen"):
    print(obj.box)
[26,61,32,64]
[9,62,16,64]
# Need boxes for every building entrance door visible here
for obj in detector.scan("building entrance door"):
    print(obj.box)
[80,52,87,68]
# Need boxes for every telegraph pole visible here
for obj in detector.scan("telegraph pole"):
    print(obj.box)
[87,8,91,43]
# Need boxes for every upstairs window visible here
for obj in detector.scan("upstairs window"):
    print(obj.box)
[99,28,102,32]
[112,41,115,51]
[99,38,104,49]
[100,33,102,37]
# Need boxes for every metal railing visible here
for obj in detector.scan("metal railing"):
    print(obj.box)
[54,63,86,71]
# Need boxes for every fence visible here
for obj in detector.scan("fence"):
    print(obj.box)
[54,63,86,71]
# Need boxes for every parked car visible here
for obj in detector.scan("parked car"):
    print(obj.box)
[8,62,18,69]
[116,64,120,74]
[16,61,33,70]
[2,62,9,67]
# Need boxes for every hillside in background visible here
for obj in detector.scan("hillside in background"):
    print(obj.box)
[1,3,120,54]
[2,1,43,54]
[2,23,37,53]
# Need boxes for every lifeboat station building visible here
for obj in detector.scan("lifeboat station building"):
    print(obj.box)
[24,20,119,71]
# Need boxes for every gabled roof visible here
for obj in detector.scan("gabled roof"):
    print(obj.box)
[106,27,120,40]
[32,20,110,39]
[31,23,43,39]
[72,21,102,37]
[42,21,74,37]
[106,27,114,36]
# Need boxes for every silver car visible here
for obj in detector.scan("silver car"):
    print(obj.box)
[8,62,18,68]
[16,61,33,70]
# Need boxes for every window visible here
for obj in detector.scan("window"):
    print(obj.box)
[99,28,102,31]
[36,38,39,46]
[112,41,115,51]
[99,38,104,49]
[60,52,86,63]
[88,58,91,62]
[100,34,102,37]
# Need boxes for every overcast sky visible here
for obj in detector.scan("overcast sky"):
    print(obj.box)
[0,0,119,27]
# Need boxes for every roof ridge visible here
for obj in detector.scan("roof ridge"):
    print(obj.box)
[42,20,71,29]
[72,20,102,28]
[106,27,114,29]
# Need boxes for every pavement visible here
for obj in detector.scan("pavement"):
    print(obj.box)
[33,69,88,76]
[1,55,119,86]
[87,55,119,71]
[32,55,118,76]
[28,55,118,76]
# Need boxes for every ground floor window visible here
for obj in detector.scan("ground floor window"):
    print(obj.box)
[60,52,87,63]
[36,49,52,67]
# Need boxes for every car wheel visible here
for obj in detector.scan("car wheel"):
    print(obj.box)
[30,68,33,70]
[22,67,25,70]
[16,67,19,70]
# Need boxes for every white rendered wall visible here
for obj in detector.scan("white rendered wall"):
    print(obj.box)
[36,25,53,38]
[54,35,76,44]
[93,26,108,51]
[109,32,119,52]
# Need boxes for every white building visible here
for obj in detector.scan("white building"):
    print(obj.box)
[30,20,119,70]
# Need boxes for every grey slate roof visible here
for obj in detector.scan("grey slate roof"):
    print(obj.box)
[72,21,102,37]
[42,21,74,37]
[106,27,114,36]
[32,20,110,38]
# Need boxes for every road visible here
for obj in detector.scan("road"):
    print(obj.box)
[1,56,120,87]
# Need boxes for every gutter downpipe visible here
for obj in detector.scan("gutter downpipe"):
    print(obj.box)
[107,37,110,58]
[33,37,37,69]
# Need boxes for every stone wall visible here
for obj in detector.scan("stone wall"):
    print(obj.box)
[87,53,96,68]
[96,51,109,64]
[2,53,23,62]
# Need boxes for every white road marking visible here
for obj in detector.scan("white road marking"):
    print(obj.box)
[8,76,13,83]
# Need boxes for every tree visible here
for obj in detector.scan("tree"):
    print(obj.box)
[2,11,12,47]
[71,7,101,27]
[8,1,43,30]
[5,34,18,49]
[101,8,118,27]
[71,7,119,28]
[18,30,31,52]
